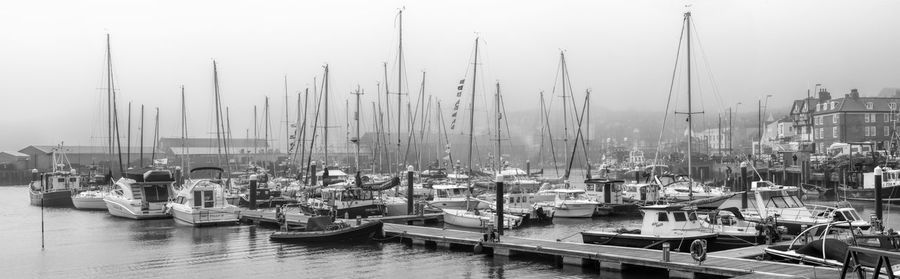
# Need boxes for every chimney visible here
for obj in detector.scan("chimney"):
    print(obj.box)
[850,89,860,99]
[818,88,831,101]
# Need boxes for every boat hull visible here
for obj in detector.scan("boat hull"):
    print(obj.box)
[554,203,596,218]
[837,186,900,202]
[270,221,383,243]
[104,198,170,220]
[172,207,239,226]
[310,203,384,219]
[30,190,73,207]
[581,231,719,253]
[72,195,108,210]
[428,200,474,210]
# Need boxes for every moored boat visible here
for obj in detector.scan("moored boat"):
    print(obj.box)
[104,168,175,220]
[581,204,719,252]
[270,217,383,243]
[168,167,240,226]
[29,145,79,207]
[537,188,598,218]
[442,208,522,230]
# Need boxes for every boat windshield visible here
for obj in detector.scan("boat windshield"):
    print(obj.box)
[768,196,803,208]
[559,192,585,200]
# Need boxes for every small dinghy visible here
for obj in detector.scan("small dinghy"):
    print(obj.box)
[270,216,384,243]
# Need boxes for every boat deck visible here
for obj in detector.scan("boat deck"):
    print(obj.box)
[383,223,840,278]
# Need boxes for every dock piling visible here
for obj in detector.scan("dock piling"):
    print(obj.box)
[875,166,884,222]
[407,166,414,215]
[249,175,258,210]
[495,174,504,235]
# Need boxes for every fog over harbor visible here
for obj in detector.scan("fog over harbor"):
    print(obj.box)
[2,0,899,153]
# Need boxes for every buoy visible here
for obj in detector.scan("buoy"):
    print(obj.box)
[690,239,707,264]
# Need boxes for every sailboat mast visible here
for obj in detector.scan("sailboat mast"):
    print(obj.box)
[140,105,144,168]
[324,65,330,167]
[265,96,271,171]
[686,11,694,200]
[181,87,187,172]
[354,87,362,172]
[467,37,479,178]
[152,108,159,163]
[397,9,404,172]
[127,102,131,169]
[560,52,569,167]
[496,82,501,173]
[213,61,223,166]
[539,92,545,174]
[106,34,113,172]
[285,76,290,167]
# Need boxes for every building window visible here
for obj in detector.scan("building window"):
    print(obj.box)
[833,114,839,124]
[892,103,897,110]
[833,127,838,138]
[886,126,891,137]
[867,102,874,109]
[885,113,891,122]
[819,128,824,139]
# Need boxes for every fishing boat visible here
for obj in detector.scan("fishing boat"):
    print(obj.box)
[29,145,79,207]
[104,168,175,219]
[718,187,870,235]
[270,216,383,243]
[764,222,900,276]
[167,167,240,226]
[442,208,522,230]
[536,188,598,218]
[584,178,639,216]
[837,166,900,202]
[581,204,719,252]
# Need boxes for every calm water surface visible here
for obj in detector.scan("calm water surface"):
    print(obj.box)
[4,185,899,278]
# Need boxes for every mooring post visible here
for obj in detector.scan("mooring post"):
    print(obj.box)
[407,165,415,215]
[310,161,318,186]
[496,173,504,236]
[740,161,748,209]
[248,174,258,210]
[875,165,884,223]
[662,242,670,262]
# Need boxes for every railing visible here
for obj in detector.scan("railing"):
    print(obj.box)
[840,245,900,279]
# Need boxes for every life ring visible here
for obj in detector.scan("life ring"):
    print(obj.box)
[690,239,707,263]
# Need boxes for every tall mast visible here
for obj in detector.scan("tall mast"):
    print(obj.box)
[127,102,131,169]
[140,105,144,168]
[560,52,570,168]
[180,86,187,172]
[253,106,258,158]
[106,34,113,171]
[496,82,501,173]
[353,86,363,172]
[299,88,309,174]
[372,102,380,173]
[324,65,330,167]
[539,92,545,173]
[397,9,404,172]
[265,96,271,171]
[285,75,290,172]
[467,37,479,178]
[152,108,160,163]
[213,61,223,166]
[685,11,694,200]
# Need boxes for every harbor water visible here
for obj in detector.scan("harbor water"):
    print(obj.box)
[3,185,898,278]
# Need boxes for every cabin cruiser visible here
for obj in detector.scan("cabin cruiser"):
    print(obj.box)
[582,204,719,252]
[584,179,639,216]
[718,187,870,235]
[536,188,599,218]
[429,184,475,210]
[303,185,385,219]
[658,174,728,208]
[764,222,900,276]
[104,169,175,219]
[167,167,240,226]
[73,172,111,210]
[441,208,522,230]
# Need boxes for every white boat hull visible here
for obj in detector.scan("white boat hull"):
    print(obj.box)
[73,196,107,210]
[171,207,239,226]
[442,209,520,229]
[104,197,170,220]
[554,203,597,218]
[429,199,474,210]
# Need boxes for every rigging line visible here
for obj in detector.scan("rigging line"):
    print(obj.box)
[542,95,561,177]
[654,16,688,167]
[689,19,727,111]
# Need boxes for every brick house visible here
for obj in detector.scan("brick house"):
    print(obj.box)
[811,89,900,152]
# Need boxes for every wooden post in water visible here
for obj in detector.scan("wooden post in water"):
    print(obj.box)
[249,175,258,210]
[407,166,415,215]
[875,166,884,222]
[740,161,748,209]
[495,174,504,235]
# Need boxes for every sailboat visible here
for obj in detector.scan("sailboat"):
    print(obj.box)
[75,34,117,210]
[29,144,78,207]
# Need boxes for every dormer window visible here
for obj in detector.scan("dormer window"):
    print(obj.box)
[867,102,874,109]
[891,103,897,110]
[831,102,836,110]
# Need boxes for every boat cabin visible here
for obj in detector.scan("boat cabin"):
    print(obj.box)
[585,179,624,204]
[319,186,376,203]
[623,183,659,203]
[432,184,470,200]
[173,180,228,209]
[640,205,707,236]
[114,169,174,211]
[33,170,80,193]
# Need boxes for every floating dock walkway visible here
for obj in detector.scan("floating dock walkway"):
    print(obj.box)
[383,224,840,278]
[239,208,442,227]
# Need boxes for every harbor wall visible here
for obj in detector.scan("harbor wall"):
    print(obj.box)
[0,170,30,186]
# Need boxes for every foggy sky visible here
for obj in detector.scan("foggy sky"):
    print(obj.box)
[2,0,899,153]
